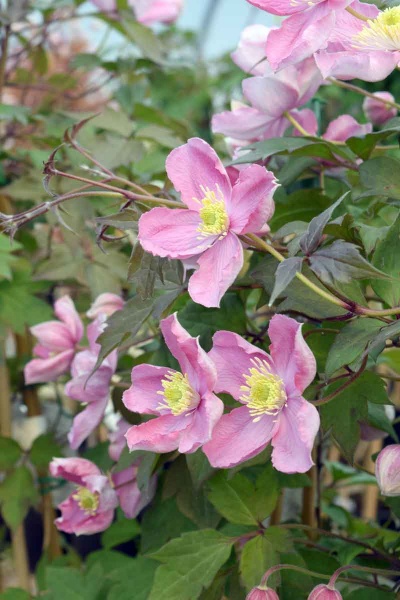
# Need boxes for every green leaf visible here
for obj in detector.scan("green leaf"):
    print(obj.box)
[107,557,158,600]
[372,214,400,306]
[122,19,165,63]
[347,117,400,160]
[269,257,303,306]
[363,319,400,359]
[149,530,234,600]
[30,434,62,470]
[366,402,397,441]
[0,234,22,280]
[101,516,141,549]
[140,497,197,554]
[300,196,345,254]
[269,190,332,231]
[346,589,396,600]
[357,156,400,200]
[325,319,383,376]
[0,103,31,125]
[207,468,278,526]
[321,371,389,463]
[0,466,39,530]
[186,451,215,490]
[0,437,22,471]
[0,589,31,600]
[239,528,293,591]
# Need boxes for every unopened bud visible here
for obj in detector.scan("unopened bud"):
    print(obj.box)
[307,584,342,599]
[246,587,279,600]
[375,444,400,497]
[363,92,397,126]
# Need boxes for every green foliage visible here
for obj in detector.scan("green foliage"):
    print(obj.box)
[0,466,39,530]
[29,434,63,470]
[0,437,22,470]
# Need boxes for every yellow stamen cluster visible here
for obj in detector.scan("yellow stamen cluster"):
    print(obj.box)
[73,487,100,516]
[240,358,287,422]
[157,371,197,416]
[352,8,400,51]
[196,185,229,238]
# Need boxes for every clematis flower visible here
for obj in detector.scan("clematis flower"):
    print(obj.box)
[109,418,131,461]
[86,293,124,319]
[315,3,400,82]
[375,444,400,496]
[112,465,157,518]
[24,296,83,385]
[212,57,322,146]
[363,92,397,126]
[123,313,224,454]
[91,0,183,24]
[66,316,118,450]
[296,111,372,143]
[138,138,278,307]
[246,587,280,600]
[231,24,272,76]
[246,0,352,71]
[307,584,342,599]
[50,458,118,535]
[203,315,319,473]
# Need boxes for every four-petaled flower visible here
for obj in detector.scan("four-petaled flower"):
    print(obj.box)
[203,315,319,473]
[138,137,278,307]
[123,313,224,454]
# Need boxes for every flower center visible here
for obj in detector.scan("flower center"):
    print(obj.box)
[196,185,229,238]
[157,371,198,416]
[240,358,287,422]
[73,487,99,516]
[352,8,400,51]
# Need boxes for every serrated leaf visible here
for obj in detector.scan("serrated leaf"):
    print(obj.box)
[372,214,400,307]
[346,116,400,160]
[325,319,383,376]
[299,195,345,254]
[269,257,303,306]
[0,437,22,471]
[149,530,233,600]
[363,319,400,359]
[357,156,400,200]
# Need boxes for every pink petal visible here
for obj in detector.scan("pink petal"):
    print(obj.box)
[24,349,75,384]
[178,391,224,454]
[266,6,335,71]
[294,57,324,106]
[50,457,101,485]
[291,108,318,136]
[68,394,109,450]
[231,24,272,75]
[165,138,231,211]
[188,232,244,308]
[132,0,183,24]
[229,165,277,235]
[125,414,188,453]
[245,0,325,15]
[86,316,107,353]
[363,92,397,126]
[55,498,115,536]
[271,395,319,473]
[123,364,175,415]
[66,350,113,403]
[212,107,273,141]
[315,49,400,83]
[161,314,217,395]
[268,314,316,394]
[243,76,299,117]
[323,114,372,142]
[109,418,131,461]
[54,296,84,343]
[30,321,75,351]
[203,406,278,468]
[138,207,218,259]
[87,293,124,319]
[208,330,272,400]
[113,467,157,518]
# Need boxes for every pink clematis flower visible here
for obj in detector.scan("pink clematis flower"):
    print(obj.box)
[246,0,352,71]
[24,296,83,385]
[123,313,224,454]
[375,444,400,497]
[91,0,183,24]
[138,138,278,307]
[363,92,398,126]
[314,3,400,82]
[203,315,319,473]
[308,584,342,599]
[66,316,118,450]
[246,587,280,600]
[212,57,322,146]
[50,458,118,535]
[231,24,272,76]
[86,293,124,319]
[297,111,372,142]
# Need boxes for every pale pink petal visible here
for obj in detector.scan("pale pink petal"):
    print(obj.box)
[246,0,326,15]
[229,165,277,235]
[161,314,217,394]
[30,321,75,351]
[113,467,157,518]
[123,364,175,415]
[68,394,109,450]
[243,76,299,117]
[54,296,84,343]
[109,419,131,461]
[209,330,272,400]
[291,108,318,136]
[203,406,278,468]
[315,49,400,82]
[24,349,75,384]
[188,232,244,308]
[138,208,218,259]
[375,445,400,497]
[266,6,335,71]
[55,496,115,535]
[363,92,397,126]
[268,314,316,394]
[271,395,319,473]
[125,414,188,453]
[50,457,101,485]
[87,293,124,319]
[178,392,224,454]
[212,107,273,141]
[132,0,183,24]
[165,138,231,211]
[323,114,372,142]
[231,24,272,75]
[86,315,107,353]
[294,56,324,105]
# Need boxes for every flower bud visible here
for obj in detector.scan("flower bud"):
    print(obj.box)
[375,444,400,496]
[363,92,397,126]
[307,584,342,599]
[246,587,279,600]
